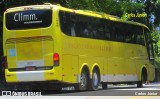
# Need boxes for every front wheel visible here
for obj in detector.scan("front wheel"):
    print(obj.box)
[137,72,146,88]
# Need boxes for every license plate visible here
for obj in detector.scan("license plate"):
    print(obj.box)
[25,66,36,71]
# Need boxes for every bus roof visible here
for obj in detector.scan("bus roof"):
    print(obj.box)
[5,4,149,30]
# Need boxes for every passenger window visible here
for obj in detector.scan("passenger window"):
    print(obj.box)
[135,27,145,45]
[59,11,145,46]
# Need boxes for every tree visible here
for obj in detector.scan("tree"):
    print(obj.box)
[66,0,144,16]
[0,0,5,16]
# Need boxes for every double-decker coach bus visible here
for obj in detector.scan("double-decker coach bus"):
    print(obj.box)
[2,3,155,91]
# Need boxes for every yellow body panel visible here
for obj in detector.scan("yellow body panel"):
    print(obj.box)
[17,41,43,60]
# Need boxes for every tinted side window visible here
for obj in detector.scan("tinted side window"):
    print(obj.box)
[59,11,105,39]
[59,11,71,36]
[59,11,145,46]
[134,26,145,45]
[104,21,128,42]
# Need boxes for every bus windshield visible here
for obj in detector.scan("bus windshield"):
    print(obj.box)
[5,9,52,30]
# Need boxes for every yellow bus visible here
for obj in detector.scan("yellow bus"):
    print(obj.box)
[3,4,155,91]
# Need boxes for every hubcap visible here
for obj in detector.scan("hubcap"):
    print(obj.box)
[93,72,98,86]
[80,73,87,88]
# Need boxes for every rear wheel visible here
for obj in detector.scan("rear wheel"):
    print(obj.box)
[88,69,100,90]
[75,70,88,91]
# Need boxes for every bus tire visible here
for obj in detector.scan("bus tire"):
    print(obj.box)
[88,69,100,91]
[75,70,88,91]
[137,69,147,88]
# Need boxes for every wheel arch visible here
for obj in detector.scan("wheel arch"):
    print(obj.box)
[90,64,101,81]
[79,63,90,80]
[140,65,148,81]
[80,63,89,73]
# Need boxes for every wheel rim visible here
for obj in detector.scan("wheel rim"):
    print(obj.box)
[80,72,87,88]
[93,72,98,87]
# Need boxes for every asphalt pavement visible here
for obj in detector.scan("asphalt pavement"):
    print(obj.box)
[44,82,160,96]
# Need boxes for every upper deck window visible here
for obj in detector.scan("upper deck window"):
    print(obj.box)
[6,9,52,30]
